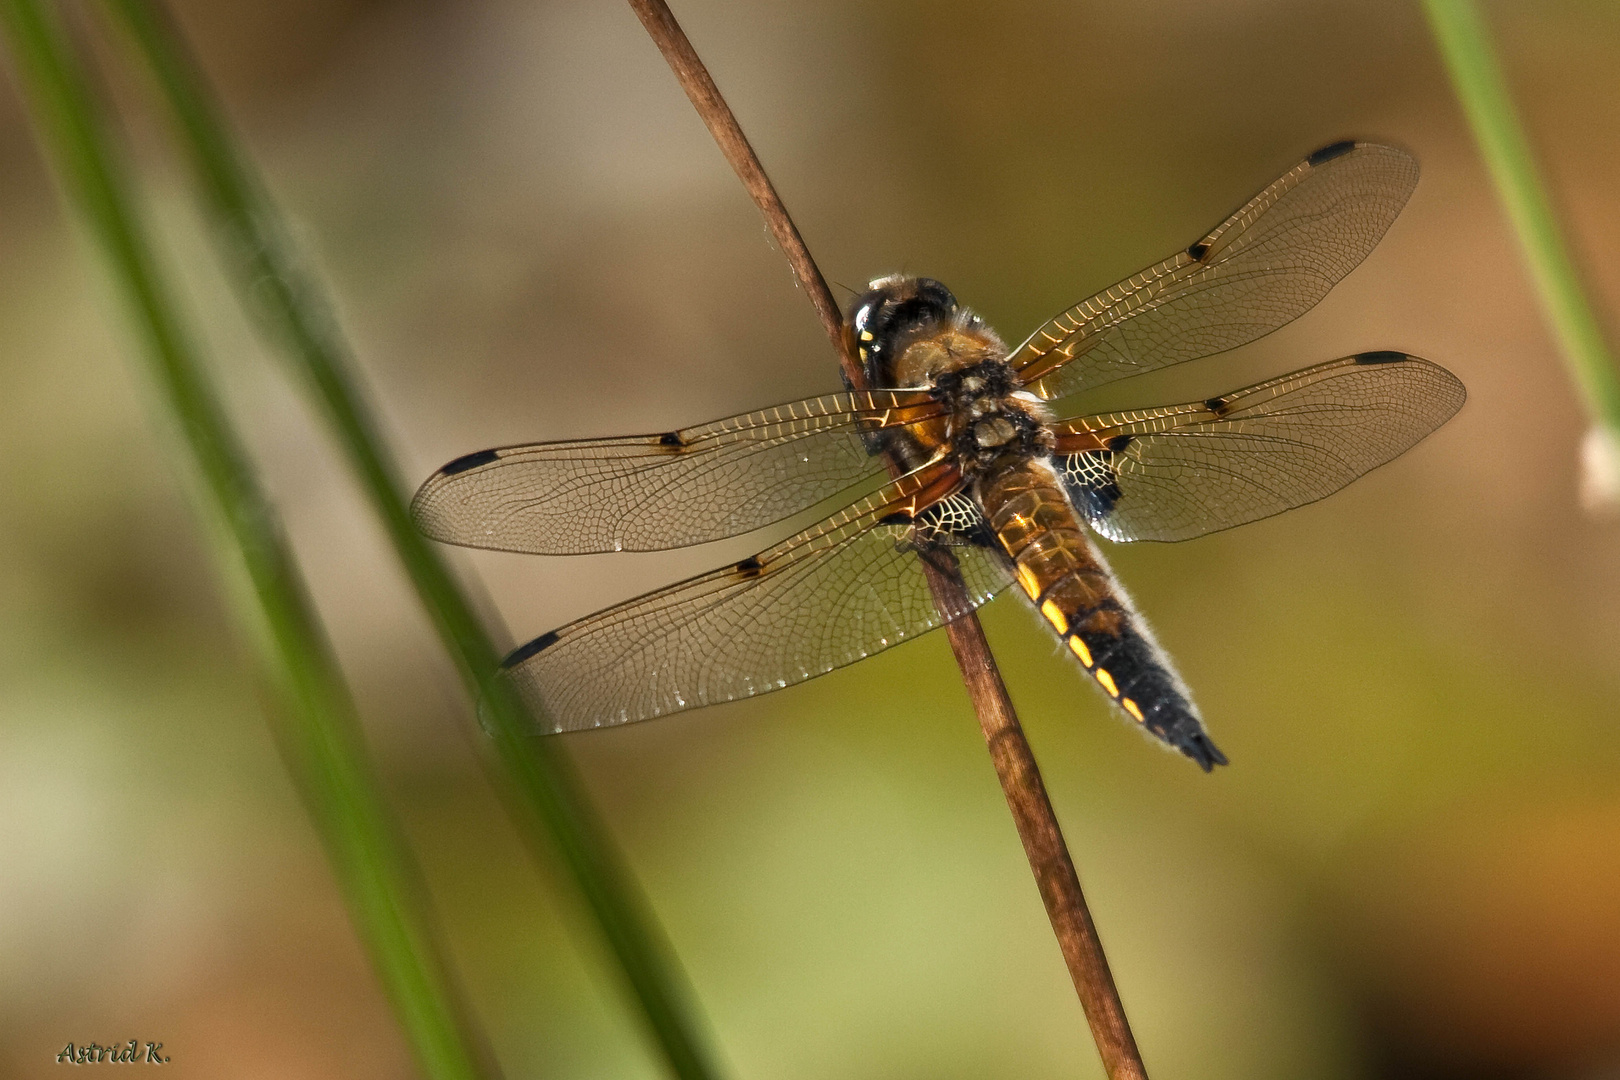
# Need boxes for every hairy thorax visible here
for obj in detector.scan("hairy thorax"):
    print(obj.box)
[888,326,1055,488]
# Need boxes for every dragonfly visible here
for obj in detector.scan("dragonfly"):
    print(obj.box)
[412,140,1465,771]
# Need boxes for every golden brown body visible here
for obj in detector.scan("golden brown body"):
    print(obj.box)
[980,457,1122,644]
[977,457,1187,738]
[857,276,1219,763]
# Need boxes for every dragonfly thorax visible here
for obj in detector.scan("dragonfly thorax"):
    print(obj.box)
[931,359,1054,477]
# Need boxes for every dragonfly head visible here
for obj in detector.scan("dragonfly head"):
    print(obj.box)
[848,275,961,387]
[848,276,1007,389]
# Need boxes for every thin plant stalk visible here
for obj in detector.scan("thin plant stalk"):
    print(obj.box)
[93,3,725,1077]
[1423,0,1620,507]
[624,1,1149,1076]
[0,3,496,1077]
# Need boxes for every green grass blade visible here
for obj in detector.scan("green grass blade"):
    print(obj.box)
[0,3,499,1078]
[1422,0,1620,502]
[95,3,726,1077]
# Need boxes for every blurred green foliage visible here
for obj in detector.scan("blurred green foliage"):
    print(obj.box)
[93,1,724,1075]
[0,1,495,1076]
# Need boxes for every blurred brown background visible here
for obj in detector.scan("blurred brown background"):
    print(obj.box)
[2,1,1619,1077]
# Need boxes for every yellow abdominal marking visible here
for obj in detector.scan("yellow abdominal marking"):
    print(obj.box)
[1067,635,1092,666]
[1040,599,1068,634]
[859,329,874,341]
[1016,564,1041,600]
[859,347,868,361]
[1096,668,1119,697]
[1122,698,1145,723]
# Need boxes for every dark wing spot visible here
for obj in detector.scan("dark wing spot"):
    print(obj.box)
[503,630,560,667]
[1204,395,1231,416]
[877,511,914,526]
[1186,242,1210,261]
[1107,433,1134,453]
[1079,480,1123,517]
[1355,350,1408,364]
[1308,140,1357,166]
[1058,450,1125,519]
[658,431,685,448]
[440,448,501,476]
[734,556,764,578]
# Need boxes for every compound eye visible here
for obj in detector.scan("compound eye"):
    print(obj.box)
[913,278,959,317]
[858,299,899,343]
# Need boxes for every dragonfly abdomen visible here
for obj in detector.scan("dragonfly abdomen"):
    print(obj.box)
[978,459,1228,771]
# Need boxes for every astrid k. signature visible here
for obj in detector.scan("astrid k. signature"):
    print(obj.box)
[55,1041,167,1065]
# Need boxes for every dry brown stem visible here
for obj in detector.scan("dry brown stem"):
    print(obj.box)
[624,2,1149,1076]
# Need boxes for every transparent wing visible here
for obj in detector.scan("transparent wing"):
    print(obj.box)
[1050,352,1465,542]
[500,467,1013,732]
[1009,142,1420,400]
[412,389,945,554]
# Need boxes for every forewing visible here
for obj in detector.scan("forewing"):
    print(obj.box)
[501,468,1012,732]
[1051,352,1465,542]
[1010,142,1420,400]
[412,390,944,554]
